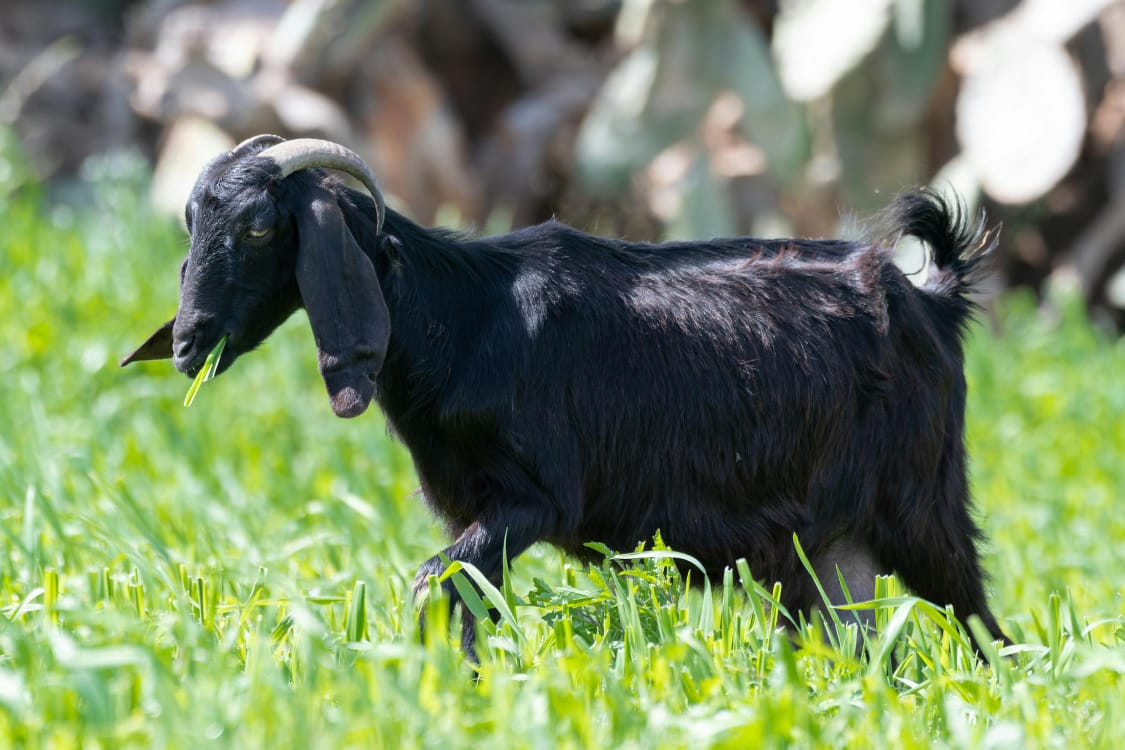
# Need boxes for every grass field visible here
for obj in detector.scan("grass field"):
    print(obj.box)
[2,132,1124,748]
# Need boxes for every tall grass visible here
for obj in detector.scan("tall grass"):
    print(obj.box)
[2,131,1123,748]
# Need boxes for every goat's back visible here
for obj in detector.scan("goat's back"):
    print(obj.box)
[446,226,965,571]
[376,195,982,588]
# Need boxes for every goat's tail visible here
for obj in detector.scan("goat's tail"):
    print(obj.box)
[882,187,997,312]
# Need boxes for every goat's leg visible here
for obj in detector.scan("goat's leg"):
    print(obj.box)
[875,402,1008,655]
[413,504,552,658]
[879,515,1009,653]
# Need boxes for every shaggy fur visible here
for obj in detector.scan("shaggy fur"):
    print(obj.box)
[123,138,1006,656]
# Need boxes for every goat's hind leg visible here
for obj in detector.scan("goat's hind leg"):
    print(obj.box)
[873,389,1009,656]
[876,440,1009,654]
[881,515,1009,654]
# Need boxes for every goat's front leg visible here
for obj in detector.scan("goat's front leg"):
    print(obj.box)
[413,503,553,658]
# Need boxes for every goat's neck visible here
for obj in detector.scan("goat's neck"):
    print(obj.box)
[363,209,515,417]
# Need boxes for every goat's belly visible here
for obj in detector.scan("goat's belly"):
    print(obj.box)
[567,480,810,576]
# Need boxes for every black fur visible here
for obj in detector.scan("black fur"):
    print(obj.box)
[123,139,1007,656]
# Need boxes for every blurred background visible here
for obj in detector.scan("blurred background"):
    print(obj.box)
[2,0,1125,326]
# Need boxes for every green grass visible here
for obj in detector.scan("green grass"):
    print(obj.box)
[2,130,1124,748]
[183,335,228,407]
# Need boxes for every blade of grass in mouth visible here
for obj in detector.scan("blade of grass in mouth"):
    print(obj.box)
[183,334,229,407]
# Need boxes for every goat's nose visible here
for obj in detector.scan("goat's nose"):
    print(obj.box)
[173,332,196,360]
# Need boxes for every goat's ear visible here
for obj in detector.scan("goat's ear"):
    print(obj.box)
[293,187,389,418]
[120,318,175,366]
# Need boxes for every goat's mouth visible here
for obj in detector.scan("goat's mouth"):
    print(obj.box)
[177,333,236,379]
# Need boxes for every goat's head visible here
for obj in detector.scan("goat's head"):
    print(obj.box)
[121,135,391,418]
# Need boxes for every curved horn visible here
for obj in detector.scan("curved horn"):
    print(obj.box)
[231,133,285,157]
[258,139,386,234]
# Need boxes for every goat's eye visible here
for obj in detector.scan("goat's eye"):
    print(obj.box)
[245,226,271,240]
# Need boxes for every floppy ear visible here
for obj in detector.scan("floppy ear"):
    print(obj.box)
[293,186,390,418]
[120,318,175,366]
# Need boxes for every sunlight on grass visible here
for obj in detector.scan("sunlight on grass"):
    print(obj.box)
[2,130,1124,748]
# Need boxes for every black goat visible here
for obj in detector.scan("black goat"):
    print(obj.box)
[123,135,1008,655]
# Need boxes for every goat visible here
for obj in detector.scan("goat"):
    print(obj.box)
[122,135,1008,656]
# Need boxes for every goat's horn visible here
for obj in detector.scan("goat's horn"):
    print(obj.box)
[232,133,286,155]
[258,139,386,234]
